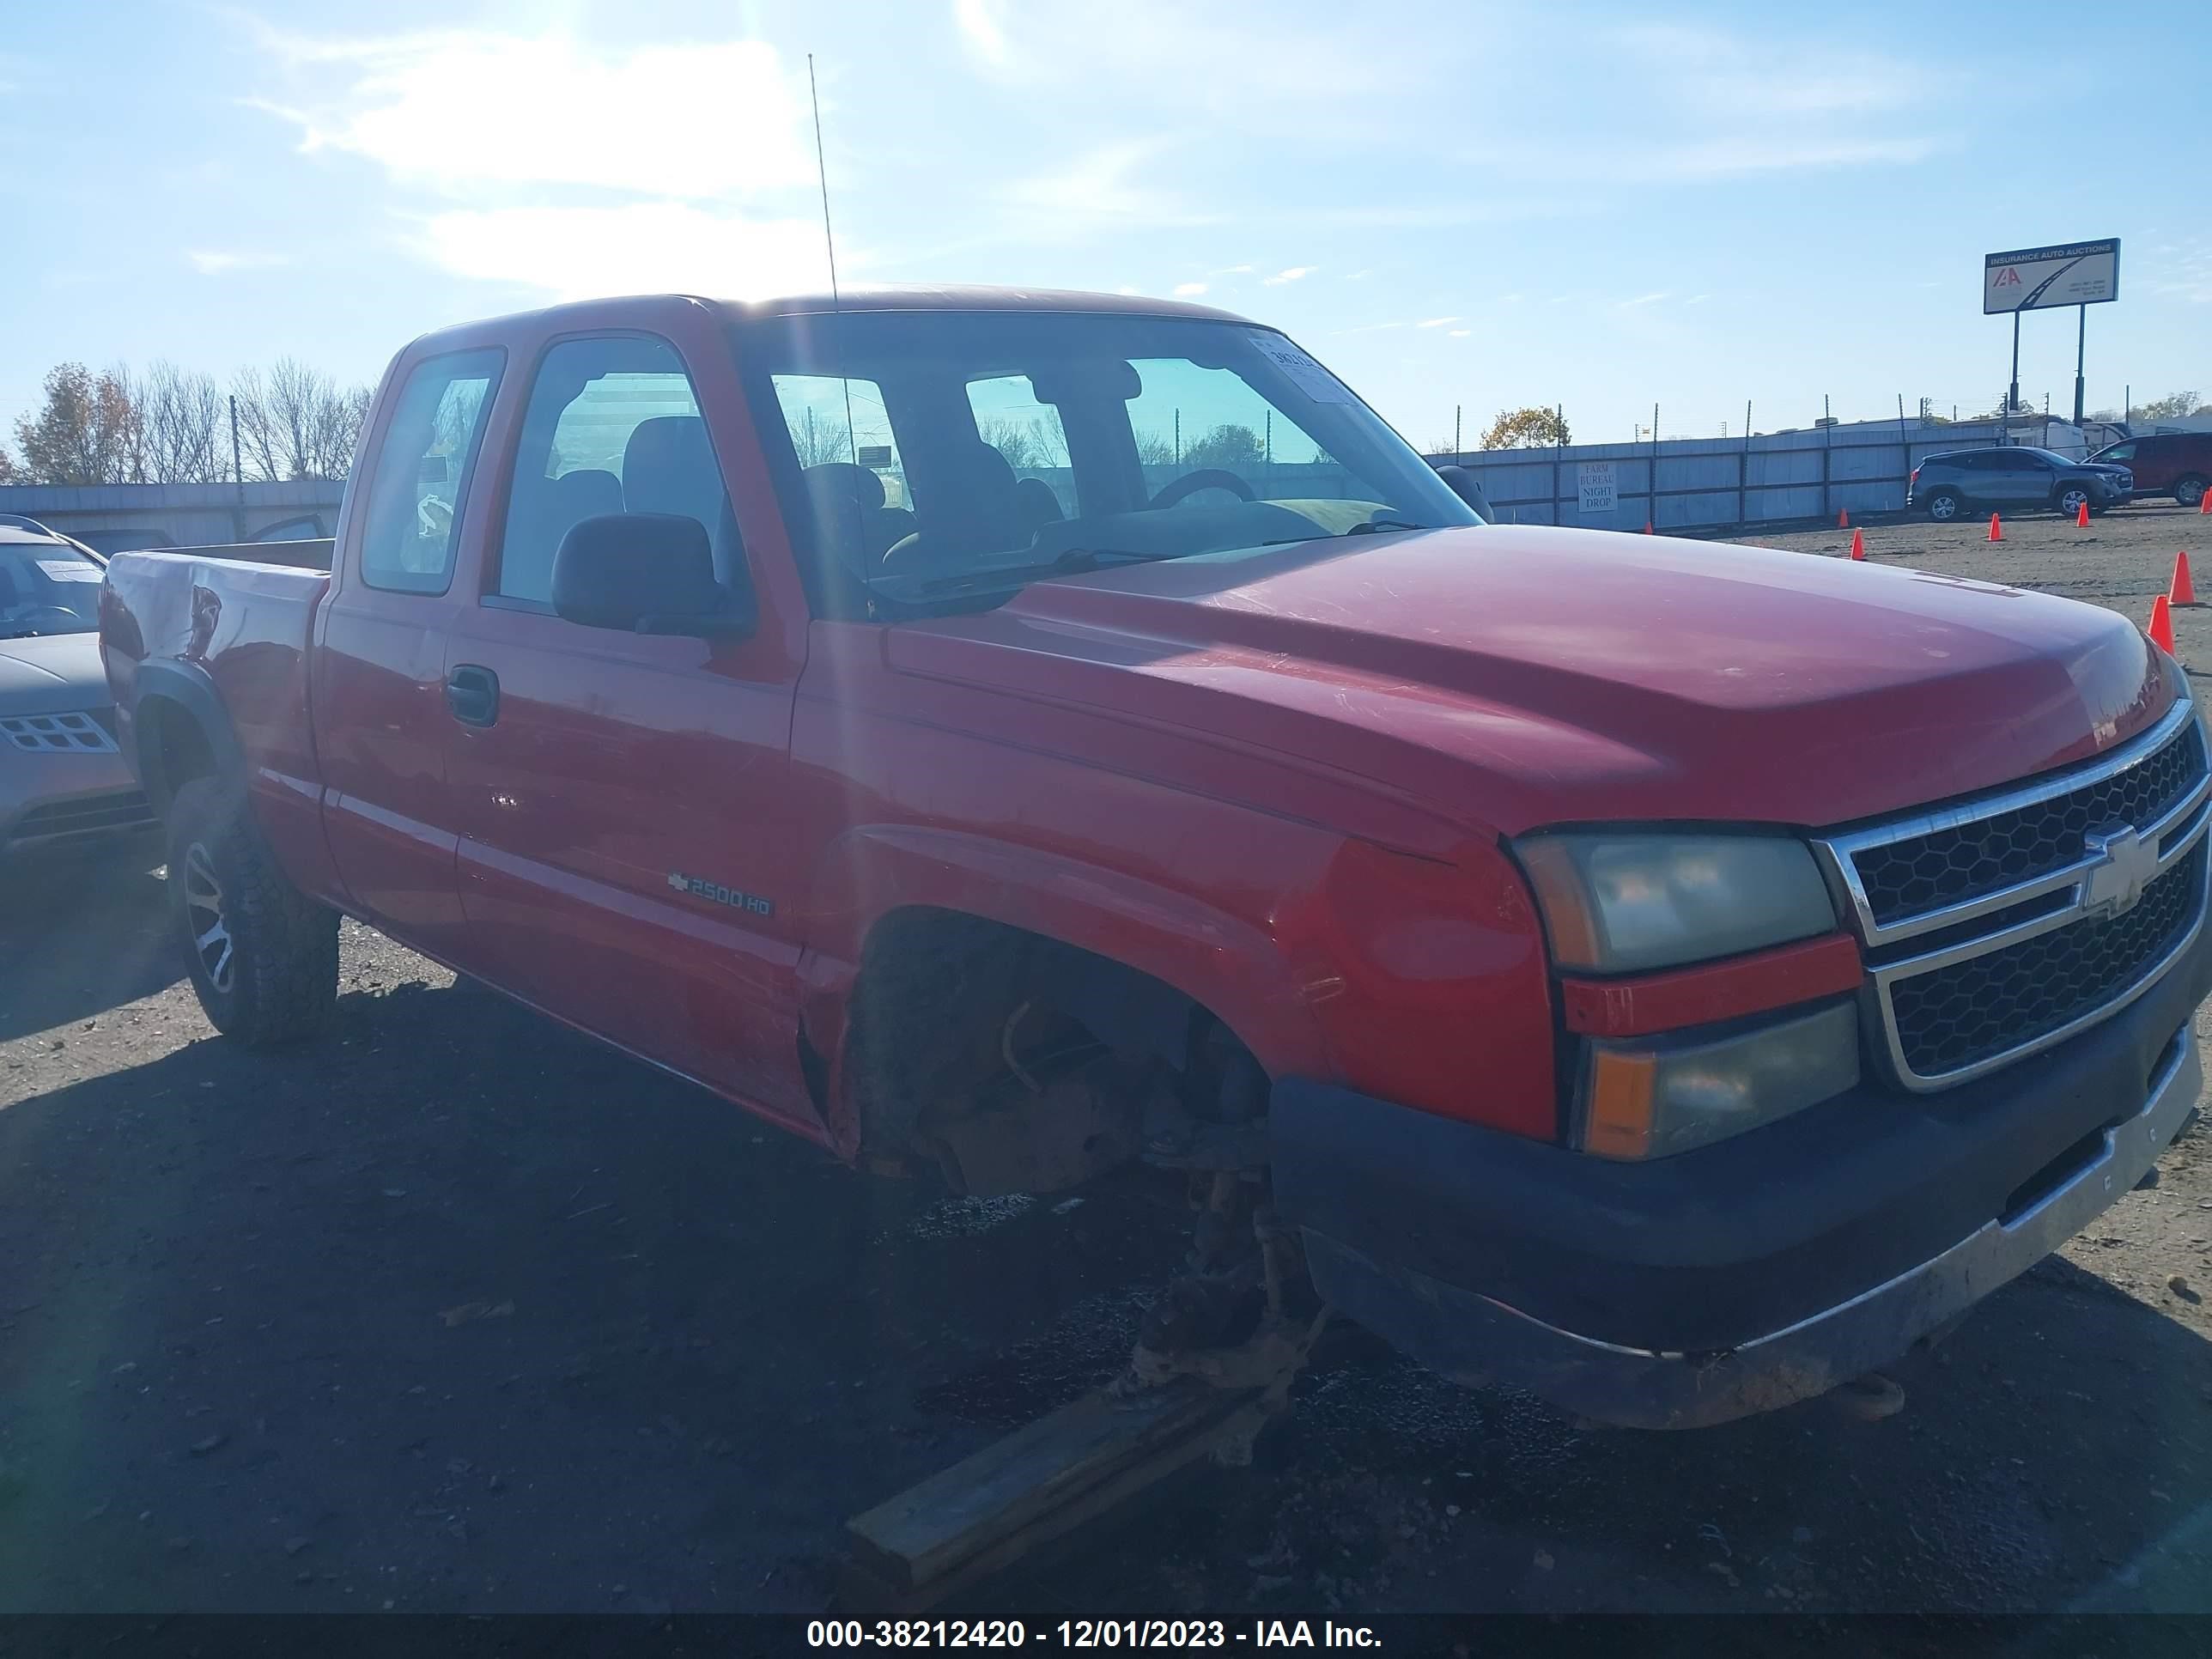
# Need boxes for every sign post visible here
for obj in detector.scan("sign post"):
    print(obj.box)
[1984,239,2119,441]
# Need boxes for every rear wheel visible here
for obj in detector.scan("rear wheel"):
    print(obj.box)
[167,777,337,1046]
[2178,475,2208,509]
[1925,489,1963,523]
[2057,483,2096,519]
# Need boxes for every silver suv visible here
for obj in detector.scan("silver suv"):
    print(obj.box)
[1907,447,2133,523]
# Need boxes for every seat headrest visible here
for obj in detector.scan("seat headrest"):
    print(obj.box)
[623,417,720,519]
[804,461,887,512]
[548,468,623,519]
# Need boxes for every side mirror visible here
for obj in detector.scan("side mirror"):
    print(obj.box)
[1436,465,1495,521]
[551,513,750,637]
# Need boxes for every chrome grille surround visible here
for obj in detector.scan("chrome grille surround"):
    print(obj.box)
[1814,693,2212,1091]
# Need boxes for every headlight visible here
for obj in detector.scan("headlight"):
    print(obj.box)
[1513,832,1837,974]
[1577,1001,1860,1159]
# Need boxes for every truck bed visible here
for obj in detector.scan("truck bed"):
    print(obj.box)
[99,547,333,836]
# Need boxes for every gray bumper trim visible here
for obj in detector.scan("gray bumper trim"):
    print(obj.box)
[1305,1025,2201,1430]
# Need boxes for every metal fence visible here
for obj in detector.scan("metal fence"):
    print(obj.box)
[1426,415,2091,534]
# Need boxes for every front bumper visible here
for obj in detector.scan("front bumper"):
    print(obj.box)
[1,748,160,862]
[1273,927,2212,1430]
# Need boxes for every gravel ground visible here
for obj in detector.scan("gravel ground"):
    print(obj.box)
[4,501,2212,1625]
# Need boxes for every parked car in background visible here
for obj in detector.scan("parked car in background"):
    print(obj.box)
[0,524,158,867]
[1909,447,2133,523]
[2089,433,2212,509]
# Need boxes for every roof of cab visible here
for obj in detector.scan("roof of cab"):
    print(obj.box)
[718,284,1255,326]
[404,285,1262,358]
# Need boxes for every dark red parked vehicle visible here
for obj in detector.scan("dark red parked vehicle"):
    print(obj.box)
[97,289,2212,1431]
[2090,431,2212,507]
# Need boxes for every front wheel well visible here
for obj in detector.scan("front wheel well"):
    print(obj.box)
[844,906,1265,1195]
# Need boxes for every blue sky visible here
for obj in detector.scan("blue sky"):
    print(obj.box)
[4,0,2209,452]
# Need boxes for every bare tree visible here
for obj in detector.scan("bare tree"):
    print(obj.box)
[789,404,852,469]
[231,358,374,480]
[129,361,229,483]
[981,416,1067,472]
[11,362,140,484]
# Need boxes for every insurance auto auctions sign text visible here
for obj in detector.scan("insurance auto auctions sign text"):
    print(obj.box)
[1984,240,2120,314]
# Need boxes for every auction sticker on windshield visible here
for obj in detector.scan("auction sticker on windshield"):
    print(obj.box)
[38,560,104,582]
[1247,335,1354,404]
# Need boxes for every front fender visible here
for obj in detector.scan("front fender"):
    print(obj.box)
[795,823,1335,1155]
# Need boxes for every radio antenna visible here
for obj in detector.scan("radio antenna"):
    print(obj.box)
[807,53,860,467]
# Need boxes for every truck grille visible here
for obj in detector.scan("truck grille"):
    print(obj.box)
[1819,697,2212,1090]
[1889,841,2205,1077]
[1851,720,2203,925]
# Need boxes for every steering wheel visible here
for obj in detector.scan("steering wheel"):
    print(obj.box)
[4,605,84,637]
[1147,469,1256,510]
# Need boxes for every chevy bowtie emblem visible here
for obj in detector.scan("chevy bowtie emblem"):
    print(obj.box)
[2081,823,2159,921]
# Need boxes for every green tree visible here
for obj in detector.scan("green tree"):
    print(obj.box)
[1180,422,1263,471]
[1479,406,1570,449]
[12,362,141,484]
[2136,391,2209,422]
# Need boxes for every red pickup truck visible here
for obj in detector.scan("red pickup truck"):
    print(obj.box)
[100,288,2211,1431]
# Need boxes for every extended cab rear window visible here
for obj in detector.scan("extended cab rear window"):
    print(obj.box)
[357,349,504,595]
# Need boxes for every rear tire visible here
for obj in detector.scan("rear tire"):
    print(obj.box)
[1925,489,1962,523]
[2178,475,2208,509]
[167,776,338,1047]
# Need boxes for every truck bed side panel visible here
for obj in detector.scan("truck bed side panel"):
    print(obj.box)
[100,550,343,903]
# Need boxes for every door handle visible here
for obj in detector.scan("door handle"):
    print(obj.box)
[446,664,500,727]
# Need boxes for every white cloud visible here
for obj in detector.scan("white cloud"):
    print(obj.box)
[1264,266,1316,286]
[187,249,289,276]
[252,28,813,199]
[1115,285,1139,295]
[999,140,1211,237]
[419,203,831,301]
[1172,282,1208,297]
[1617,291,1672,308]
[1415,316,1460,328]
[1211,264,1255,276]
[1447,329,1471,337]
[951,0,1012,70]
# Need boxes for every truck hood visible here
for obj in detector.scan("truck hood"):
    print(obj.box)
[889,526,2173,836]
[0,632,107,717]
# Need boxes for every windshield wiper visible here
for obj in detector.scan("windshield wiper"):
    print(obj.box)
[915,546,1184,595]
[1261,519,1431,547]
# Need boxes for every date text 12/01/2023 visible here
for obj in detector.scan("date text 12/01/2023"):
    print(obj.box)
[805,1620,1383,1648]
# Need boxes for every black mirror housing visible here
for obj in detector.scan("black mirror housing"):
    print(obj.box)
[1435,465,1495,521]
[550,513,750,637]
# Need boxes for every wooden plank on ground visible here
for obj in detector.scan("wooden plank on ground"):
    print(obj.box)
[846,1378,1264,1601]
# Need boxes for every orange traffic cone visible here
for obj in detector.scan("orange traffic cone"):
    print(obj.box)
[2075,499,2091,528]
[1838,508,1850,529]
[2173,550,2197,606]
[2149,593,2176,653]
[2201,489,2210,515]
[1644,520,1654,535]
[1849,526,1866,562]
[1988,513,2004,542]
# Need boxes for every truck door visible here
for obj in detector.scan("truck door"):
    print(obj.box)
[311,347,504,960]
[441,327,821,1137]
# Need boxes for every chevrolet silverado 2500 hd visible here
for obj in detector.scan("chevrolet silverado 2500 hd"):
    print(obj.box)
[100,289,2212,1429]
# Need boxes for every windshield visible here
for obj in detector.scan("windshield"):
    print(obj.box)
[735,309,1478,615]
[0,540,103,636]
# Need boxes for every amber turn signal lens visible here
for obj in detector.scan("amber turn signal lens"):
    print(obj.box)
[1583,1049,1657,1160]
